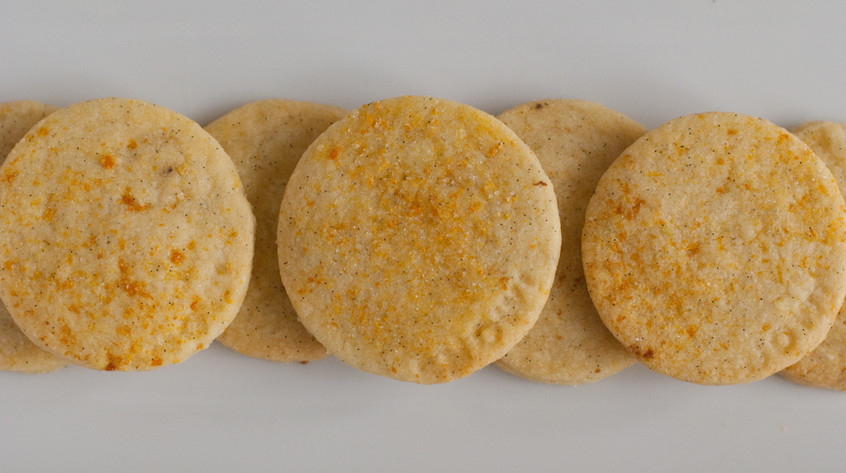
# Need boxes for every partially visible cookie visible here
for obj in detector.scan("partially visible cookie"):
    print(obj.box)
[782,121,846,390]
[0,101,66,373]
[206,99,346,362]
[0,101,57,159]
[496,99,642,384]
[278,96,561,383]
[582,112,846,385]
[0,98,255,371]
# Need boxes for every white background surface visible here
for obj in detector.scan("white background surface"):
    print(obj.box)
[2,1,846,472]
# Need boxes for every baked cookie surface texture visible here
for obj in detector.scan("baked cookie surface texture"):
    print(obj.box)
[783,121,846,390]
[582,112,846,385]
[206,99,345,362]
[496,99,643,384]
[0,101,67,373]
[0,98,255,371]
[278,96,561,383]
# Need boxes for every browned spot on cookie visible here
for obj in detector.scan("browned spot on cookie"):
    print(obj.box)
[101,154,115,169]
[121,188,149,211]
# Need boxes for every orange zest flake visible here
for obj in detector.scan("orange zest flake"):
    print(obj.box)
[499,277,509,290]
[190,296,201,311]
[101,154,116,169]
[36,126,49,137]
[686,242,701,255]
[42,207,56,221]
[127,139,138,149]
[2,171,17,183]
[57,278,75,290]
[121,188,149,211]
[170,249,184,264]
[613,196,645,220]
[117,258,151,298]
[328,146,340,160]
[122,280,150,298]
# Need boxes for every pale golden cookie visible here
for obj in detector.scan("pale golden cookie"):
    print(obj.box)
[0,101,66,373]
[782,121,846,390]
[0,101,57,158]
[582,112,846,385]
[496,99,642,384]
[278,96,561,384]
[0,98,255,371]
[206,99,345,362]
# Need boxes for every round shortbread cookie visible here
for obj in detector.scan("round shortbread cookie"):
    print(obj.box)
[206,99,346,363]
[782,121,846,390]
[0,98,255,371]
[582,112,846,385]
[0,101,67,373]
[278,96,561,384]
[495,99,642,384]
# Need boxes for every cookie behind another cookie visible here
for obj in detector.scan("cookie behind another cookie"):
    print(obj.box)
[0,98,254,371]
[0,101,67,373]
[583,112,846,384]
[206,99,346,363]
[782,121,846,391]
[496,99,642,384]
